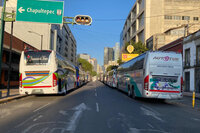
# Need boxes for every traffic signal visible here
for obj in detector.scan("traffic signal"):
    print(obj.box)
[74,15,92,25]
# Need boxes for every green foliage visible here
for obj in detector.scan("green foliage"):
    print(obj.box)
[122,41,148,55]
[117,58,123,65]
[106,65,118,72]
[91,71,97,77]
[78,58,93,73]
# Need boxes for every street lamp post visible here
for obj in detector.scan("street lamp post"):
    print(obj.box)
[28,31,43,50]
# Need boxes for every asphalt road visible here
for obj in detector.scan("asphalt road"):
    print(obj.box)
[0,81,200,133]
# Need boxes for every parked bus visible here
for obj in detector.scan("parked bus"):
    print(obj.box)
[19,50,76,95]
[75,66,86,87]
[106,69,117,88]
[117,51,183,99]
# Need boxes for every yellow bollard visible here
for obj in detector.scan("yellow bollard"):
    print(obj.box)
[192,91,195,108]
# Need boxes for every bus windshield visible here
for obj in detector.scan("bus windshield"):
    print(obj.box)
[24,51,51,65]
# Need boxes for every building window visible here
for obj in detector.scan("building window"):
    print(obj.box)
[185,48,190,66]
[182,16,190,20]
[4,70,19,81]
[197,45,200,65]
[173,16,181,20]
[193,17,199,21]
[164,15,172,20]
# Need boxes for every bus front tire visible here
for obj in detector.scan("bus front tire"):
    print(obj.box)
[132,87,136,99]
[128,86,132,97]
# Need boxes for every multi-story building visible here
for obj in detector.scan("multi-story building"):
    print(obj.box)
[58,24,77,65]
[122,0,200,48]
[97,64,103,74]
[113,42,120,62]
[183,30,200,93]
[89,58,97,72]
[3,0,77,65]
[104,47,114,65]
[78,53,91,61]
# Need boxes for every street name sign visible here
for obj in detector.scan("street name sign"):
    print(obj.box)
[16,0,64,24]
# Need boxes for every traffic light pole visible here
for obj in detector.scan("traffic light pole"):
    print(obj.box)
[0,0,6,88]
[63,16,76,25]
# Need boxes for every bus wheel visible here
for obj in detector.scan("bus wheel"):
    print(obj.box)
[128,86,132,97]
[132,86,136,99]
[65,84,68,94]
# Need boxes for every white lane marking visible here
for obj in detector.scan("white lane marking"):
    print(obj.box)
[129,128,168,133]
[191,118,200,121]
[96,103,99,112]
[33,115,43,122]
[140,107,164,122]
[15,113,39,128]
[66,103,89,132]
[33,103,51,113]
[95,92,97,97]
[21,122,68,133]
[147,123,154,128]
[59,110,68,116]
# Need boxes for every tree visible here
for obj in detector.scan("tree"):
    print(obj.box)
[91,71,97,77]
[122,40,148,55]
[117,58,123,65]
[106,65,118,72]
[78,58,93,73]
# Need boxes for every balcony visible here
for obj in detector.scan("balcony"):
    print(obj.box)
[184,61,190,69]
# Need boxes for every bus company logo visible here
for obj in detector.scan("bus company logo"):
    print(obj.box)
[153,56,179,61]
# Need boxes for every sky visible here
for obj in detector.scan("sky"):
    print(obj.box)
[63,0,135,66]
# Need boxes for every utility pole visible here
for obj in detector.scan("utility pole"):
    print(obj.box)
[7,10,14,96]
[0,0,6,88]
[41,34,43,50]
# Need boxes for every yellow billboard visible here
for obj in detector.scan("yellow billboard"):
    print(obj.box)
[122,54,139,62]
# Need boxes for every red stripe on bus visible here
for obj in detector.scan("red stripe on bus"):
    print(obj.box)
[23,86,52,88]
[149,90,180,93]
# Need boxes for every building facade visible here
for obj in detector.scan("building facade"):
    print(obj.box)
[89,58,97,72]
[183,30,200,93]
[113,42,120,62]
[104,47,114,65]
[78,53,91,61]
[1,32,38,88]
[97,64,103,74]
[55,24,77,65]
[158,37,183,54]
[122,0,200,48]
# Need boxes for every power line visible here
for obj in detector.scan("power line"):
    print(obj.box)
[93,8,200,22]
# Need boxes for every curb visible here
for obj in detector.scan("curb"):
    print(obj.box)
[0,94,27,104]
[183,94,200,100]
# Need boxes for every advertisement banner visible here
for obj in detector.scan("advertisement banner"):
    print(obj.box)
[122,54,139,62]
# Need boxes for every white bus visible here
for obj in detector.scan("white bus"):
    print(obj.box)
[106,69,117,88]
[117,51,183,99]
[19,50,76,95]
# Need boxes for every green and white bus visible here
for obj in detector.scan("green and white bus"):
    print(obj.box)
[116,51,183,99]
[19,50,76,95]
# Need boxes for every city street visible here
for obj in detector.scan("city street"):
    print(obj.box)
[0,81,200,133]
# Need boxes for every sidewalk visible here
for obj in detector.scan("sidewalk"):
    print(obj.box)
[183,91,200,99]
[0,88,27,104]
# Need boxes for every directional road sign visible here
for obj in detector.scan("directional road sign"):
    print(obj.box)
[16,0,64,24]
